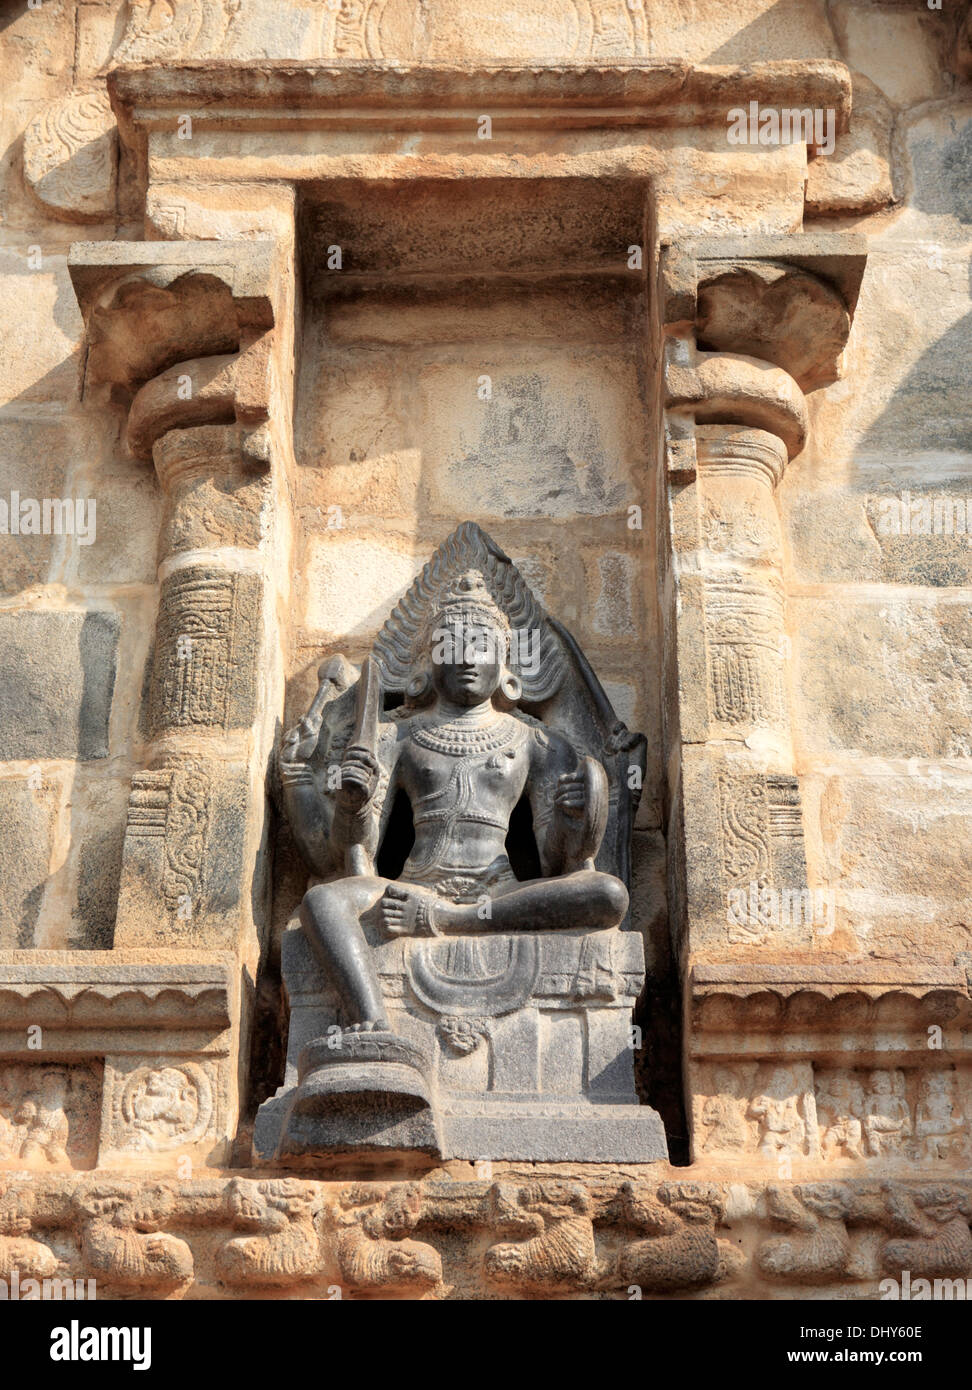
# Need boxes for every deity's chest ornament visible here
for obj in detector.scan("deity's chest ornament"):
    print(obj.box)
[410,713,522,759]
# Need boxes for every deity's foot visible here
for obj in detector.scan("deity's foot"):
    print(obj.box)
[346,1018,390,1033]
[380,884,462,937]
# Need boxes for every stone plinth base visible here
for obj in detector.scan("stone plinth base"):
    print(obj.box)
[255,922,668,1164]
[442,1100,668,1162]
[256,1093,666,1164]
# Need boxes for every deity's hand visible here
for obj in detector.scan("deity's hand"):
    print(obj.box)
[337,745,380,810]
[281,659,351,764]
[554,769,589,821]
[281,711,324,765]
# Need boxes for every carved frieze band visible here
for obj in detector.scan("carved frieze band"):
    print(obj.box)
[695,1062,972,1166]
[2,1174,971,1297]
[0,1056,226,1173]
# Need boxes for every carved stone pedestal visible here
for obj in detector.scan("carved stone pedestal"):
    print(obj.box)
[255,921,667,1164]
[280,1031,441,1162]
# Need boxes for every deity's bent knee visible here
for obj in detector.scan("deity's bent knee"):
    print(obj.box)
[591,872,629,926]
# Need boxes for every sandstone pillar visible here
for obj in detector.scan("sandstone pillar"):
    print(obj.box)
[64,242,285,1166]
[671,422,811,960]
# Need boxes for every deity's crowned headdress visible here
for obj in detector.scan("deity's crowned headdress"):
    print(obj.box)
[370,522,565,703]
[423,570,511,655]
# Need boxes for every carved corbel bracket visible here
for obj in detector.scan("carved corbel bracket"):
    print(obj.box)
[695,262,852,394]
[659,233,867,467]
[68,240,276,403]
[665,340,809,461]
[126,345,271,460]
[661,235,866,339]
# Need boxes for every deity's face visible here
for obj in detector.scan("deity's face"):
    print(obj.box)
[429,618,505,707]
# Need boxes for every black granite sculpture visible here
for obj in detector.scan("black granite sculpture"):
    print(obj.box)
[256,522,667,1163]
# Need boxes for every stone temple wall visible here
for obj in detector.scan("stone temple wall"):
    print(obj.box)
[0,0,969,1302]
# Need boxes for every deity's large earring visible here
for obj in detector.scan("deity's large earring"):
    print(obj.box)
[405,668,434,706]
[496,669,522,709]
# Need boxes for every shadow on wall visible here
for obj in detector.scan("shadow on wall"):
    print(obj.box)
[857,117,972,462]
[0,243,134,951]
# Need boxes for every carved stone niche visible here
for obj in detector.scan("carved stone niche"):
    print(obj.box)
[256,523,666,1165]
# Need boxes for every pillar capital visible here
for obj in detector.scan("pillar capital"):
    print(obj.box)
[695,425,789,491]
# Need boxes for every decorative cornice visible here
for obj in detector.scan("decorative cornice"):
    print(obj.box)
[0,957,233,1031]
[693,960,969,991]
[107,58,853,134]
[690,960,972,1041]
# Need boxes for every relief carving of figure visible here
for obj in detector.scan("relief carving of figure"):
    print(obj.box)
[756,1184,852,1284]
[614,1181,735,1293]
[483,1181,597,1294]
[880,1184,972,1279]
[77,1185,193,1291]
[217,1178,322,1286]
[862,1070,911,1158]
[0,1066,72,1167]
[0,1182,59,1282]
[698,1067,755,1154]
[914,1072,966,1162]
[815,1070,865,1161]
[335,1185,442,1296]
[748,1070,807,1158]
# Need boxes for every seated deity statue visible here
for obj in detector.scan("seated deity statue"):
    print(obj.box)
[260,521,666,1163]
[279,568,628,1034]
